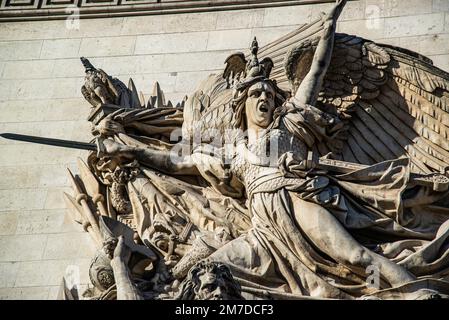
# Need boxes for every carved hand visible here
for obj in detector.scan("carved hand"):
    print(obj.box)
[96,138,135,161]
[95,117,125,137]
[112,235,132,265]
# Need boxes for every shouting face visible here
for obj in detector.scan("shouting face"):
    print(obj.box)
[245,81,276,129]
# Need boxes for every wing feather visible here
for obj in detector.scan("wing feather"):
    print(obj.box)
[285,32,449,174]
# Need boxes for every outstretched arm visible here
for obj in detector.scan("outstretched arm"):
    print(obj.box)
[294,0,347,106]
[98,138,199,176]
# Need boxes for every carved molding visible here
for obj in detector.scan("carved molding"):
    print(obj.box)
[0,0,336,22]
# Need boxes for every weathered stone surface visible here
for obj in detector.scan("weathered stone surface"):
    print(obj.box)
[15,210,66,235]
[206,29,253,51]
[384,13,445,37]
[263,5,312,27]
[40,39,81,59]
[0,189,47,212]
[216,9,264,30]
[1,60,54,80]
[433,0,449,13]
[43,233,96,260]
[0,212,18,236]
[399,34,449,56]
[365,0,433,18]
[428,54,449,72]
[0,286,51,300]
[0,40,42,61]
[79,36,136,57]
[0,262,20,288]
[135,32,209,55]
[0,234,48,262]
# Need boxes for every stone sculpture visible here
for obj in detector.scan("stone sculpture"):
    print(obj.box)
[3,0,449,300]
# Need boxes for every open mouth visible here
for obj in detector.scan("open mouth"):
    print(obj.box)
[258,104,268,113]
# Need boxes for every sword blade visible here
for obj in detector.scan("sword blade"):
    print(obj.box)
[0,133,97,151]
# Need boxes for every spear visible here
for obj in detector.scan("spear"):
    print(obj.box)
[76,157,112,219]
[67,168,103,246]
[63,192,102,248]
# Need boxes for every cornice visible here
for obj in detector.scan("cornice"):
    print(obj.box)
[0,0,336,22]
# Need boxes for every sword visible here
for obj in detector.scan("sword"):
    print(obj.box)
[2,132,448,191]
[0,133,97,151]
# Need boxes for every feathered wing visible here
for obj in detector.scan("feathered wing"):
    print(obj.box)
[285,33,449,175]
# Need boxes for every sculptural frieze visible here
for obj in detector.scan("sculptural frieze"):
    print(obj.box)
[2,0,449,300]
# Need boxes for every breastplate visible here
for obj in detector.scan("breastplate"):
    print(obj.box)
[231,125,308,188]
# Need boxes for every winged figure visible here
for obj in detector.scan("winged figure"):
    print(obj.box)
[4,0,449,300]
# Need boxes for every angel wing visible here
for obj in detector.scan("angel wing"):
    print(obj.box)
[285,33,449,175]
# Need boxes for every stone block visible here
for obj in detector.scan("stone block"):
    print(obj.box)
[52,58,97,78]
[162,51,230,73]
[365,0,432,18]
[263,4,312,27]
[433,0,449,12]
[1,60,55,80]
[0,98,88,123]
[40,39,81,59]
[69,17,124,38]
[60,208,85,234]
[337,17,386,40]
[251,25,302,46]
[50,77,84,99]
[207,29,253,51]
[135,32,209,55]
[216,9,265,30]
[44,187,73,210]
[0,120,91,145]
[0,262,20,288]
[0,234,47,262]
[16,209,66,235]
[0,212,18,236]
[0,40,43,61]
[163,12,218,34]
[0,167,39,189]
[121,15,166,36]
[98,56,141,76]
[0,189,47,212]
[399,34,449,56]
[43,232,96,260]
[428,54,449,72]
[0,144,83,166]
[0,20,69,41]
[384,13,445,38]
[123,12,218,35]
[0,286,50,300]
[79,36,136,57]
[175,71,214,93]
[13,259,72,287]
[3,79,53,100]
[446,12,449,31]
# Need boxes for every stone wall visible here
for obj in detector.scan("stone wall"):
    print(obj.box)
[0,0,448,299]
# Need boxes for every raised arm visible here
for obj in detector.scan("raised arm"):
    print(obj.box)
[294,0,347,106]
